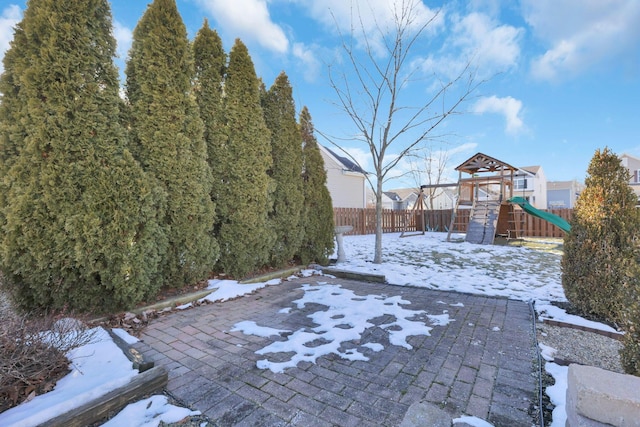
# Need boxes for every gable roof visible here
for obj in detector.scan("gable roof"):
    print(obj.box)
[321,146,368,174]
[518,166,540,175]
[383,191,403,201]
[621,153,640,162]
[548,180,584,191]
[386,187,420,201]
[455,152,517,175]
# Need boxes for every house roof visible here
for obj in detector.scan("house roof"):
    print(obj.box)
[620,153,640,162]
[519,166,540,175]
[386,187,420,201]
[455,152,517,175]
[383,191,402,201]
[548,180,584,191]
[321,146,367,174]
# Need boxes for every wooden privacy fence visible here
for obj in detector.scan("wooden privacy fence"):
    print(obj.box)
[333,207,573,238]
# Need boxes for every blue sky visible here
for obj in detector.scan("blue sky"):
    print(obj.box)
[1,0,639,189]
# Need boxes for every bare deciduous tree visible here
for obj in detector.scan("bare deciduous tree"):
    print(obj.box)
[324,0,481,263]
[408,144,452,210]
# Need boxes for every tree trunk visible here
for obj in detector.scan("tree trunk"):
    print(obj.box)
[374,179,384,263]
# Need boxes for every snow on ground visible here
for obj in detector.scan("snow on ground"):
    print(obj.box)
[2,233,607,426]
[0,328,139,427]
[199,277,283,303]
[539,344,569,427]
[536,302,621,334]
[453,415,496,427]
[0,327,200,427]
[235,282,454,373]
[100,395,200,427]
[112,327,140,344]
[336,232,565,304]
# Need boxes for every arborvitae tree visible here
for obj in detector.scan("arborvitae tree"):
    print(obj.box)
[0,21,27,228]
[620,264,640,375]
[562,148,640,320]
[126,0,218,287]
[262,72,304,267]
[216,39,274,278]
[562,147,640,375]
[0,0,167,312]
[193,20,226,205]
[298,107,334,265]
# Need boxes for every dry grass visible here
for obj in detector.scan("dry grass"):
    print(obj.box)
[0,310,97,413]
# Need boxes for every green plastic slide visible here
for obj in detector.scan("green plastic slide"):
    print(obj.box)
[508,196,571,233]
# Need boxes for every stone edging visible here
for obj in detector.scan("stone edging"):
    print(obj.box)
[541,318,624,341]
[90,266,306,324]
[44,365,167,427]
[320,267,387,283]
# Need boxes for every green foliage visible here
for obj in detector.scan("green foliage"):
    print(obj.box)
[215,39,274,278]
[562,148,639,320]
[0,0,166,312]
[297,107,334,265]
[561,147,640,375]
[0,19,27,237]
[262,72,304,267]
[193,20,226,205]
[620,268,640,375]
[126,0,218,287]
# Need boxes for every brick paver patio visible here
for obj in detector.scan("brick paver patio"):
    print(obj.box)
[135,276,538,426]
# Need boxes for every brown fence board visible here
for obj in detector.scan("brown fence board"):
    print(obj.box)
[334,207,572,238]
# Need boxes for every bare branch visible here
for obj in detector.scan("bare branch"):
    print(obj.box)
[323,0,484,263]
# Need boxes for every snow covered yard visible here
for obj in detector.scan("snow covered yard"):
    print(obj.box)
[337,232,565,304]
[0,232,619,426]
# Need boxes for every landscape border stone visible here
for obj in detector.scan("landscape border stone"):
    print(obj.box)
[42,365,167,427]
[566,364,640,427]
[542,318,623,341]
[106,328,155,372]
[320,266,387,283]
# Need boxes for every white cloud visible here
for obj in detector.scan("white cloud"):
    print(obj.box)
[295,0,442,57]
[472,95,524,135]
[413,11,523,80]
[113,20,132,60]
[292,42,321,82]
[452,13,522,72]
[523,0,640,81]
[195,0,288,54]
[0,4,22,74]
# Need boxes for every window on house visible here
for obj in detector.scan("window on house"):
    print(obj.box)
[636,170,640,183]
[514,178,527,190]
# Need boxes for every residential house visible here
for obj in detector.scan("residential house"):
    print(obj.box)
[384,188,420,210]
[366,188,394,209]
[370,187,457,211]
[512,166,548,209]
[393,187,456,210]
[547,180,584,209]
[619,153,640,202]
[319,145,368,208]
[383,191,407,210]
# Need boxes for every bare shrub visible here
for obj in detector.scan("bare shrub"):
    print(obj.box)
[0,312,97,413]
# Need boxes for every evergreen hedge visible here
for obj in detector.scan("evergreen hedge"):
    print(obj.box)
[126,0,218,288]
[562,147,640,375]
[0,0,338,312]
[0,0,166,312]
[298,107,335,265]
[214,39,274,278]
[193,20,226,206]
[262,72,304,267]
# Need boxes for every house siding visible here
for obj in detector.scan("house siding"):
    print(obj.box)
[513,166,547,209]
[547,189,571,209]
[620,153,640,201]
[320,148,367,208]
